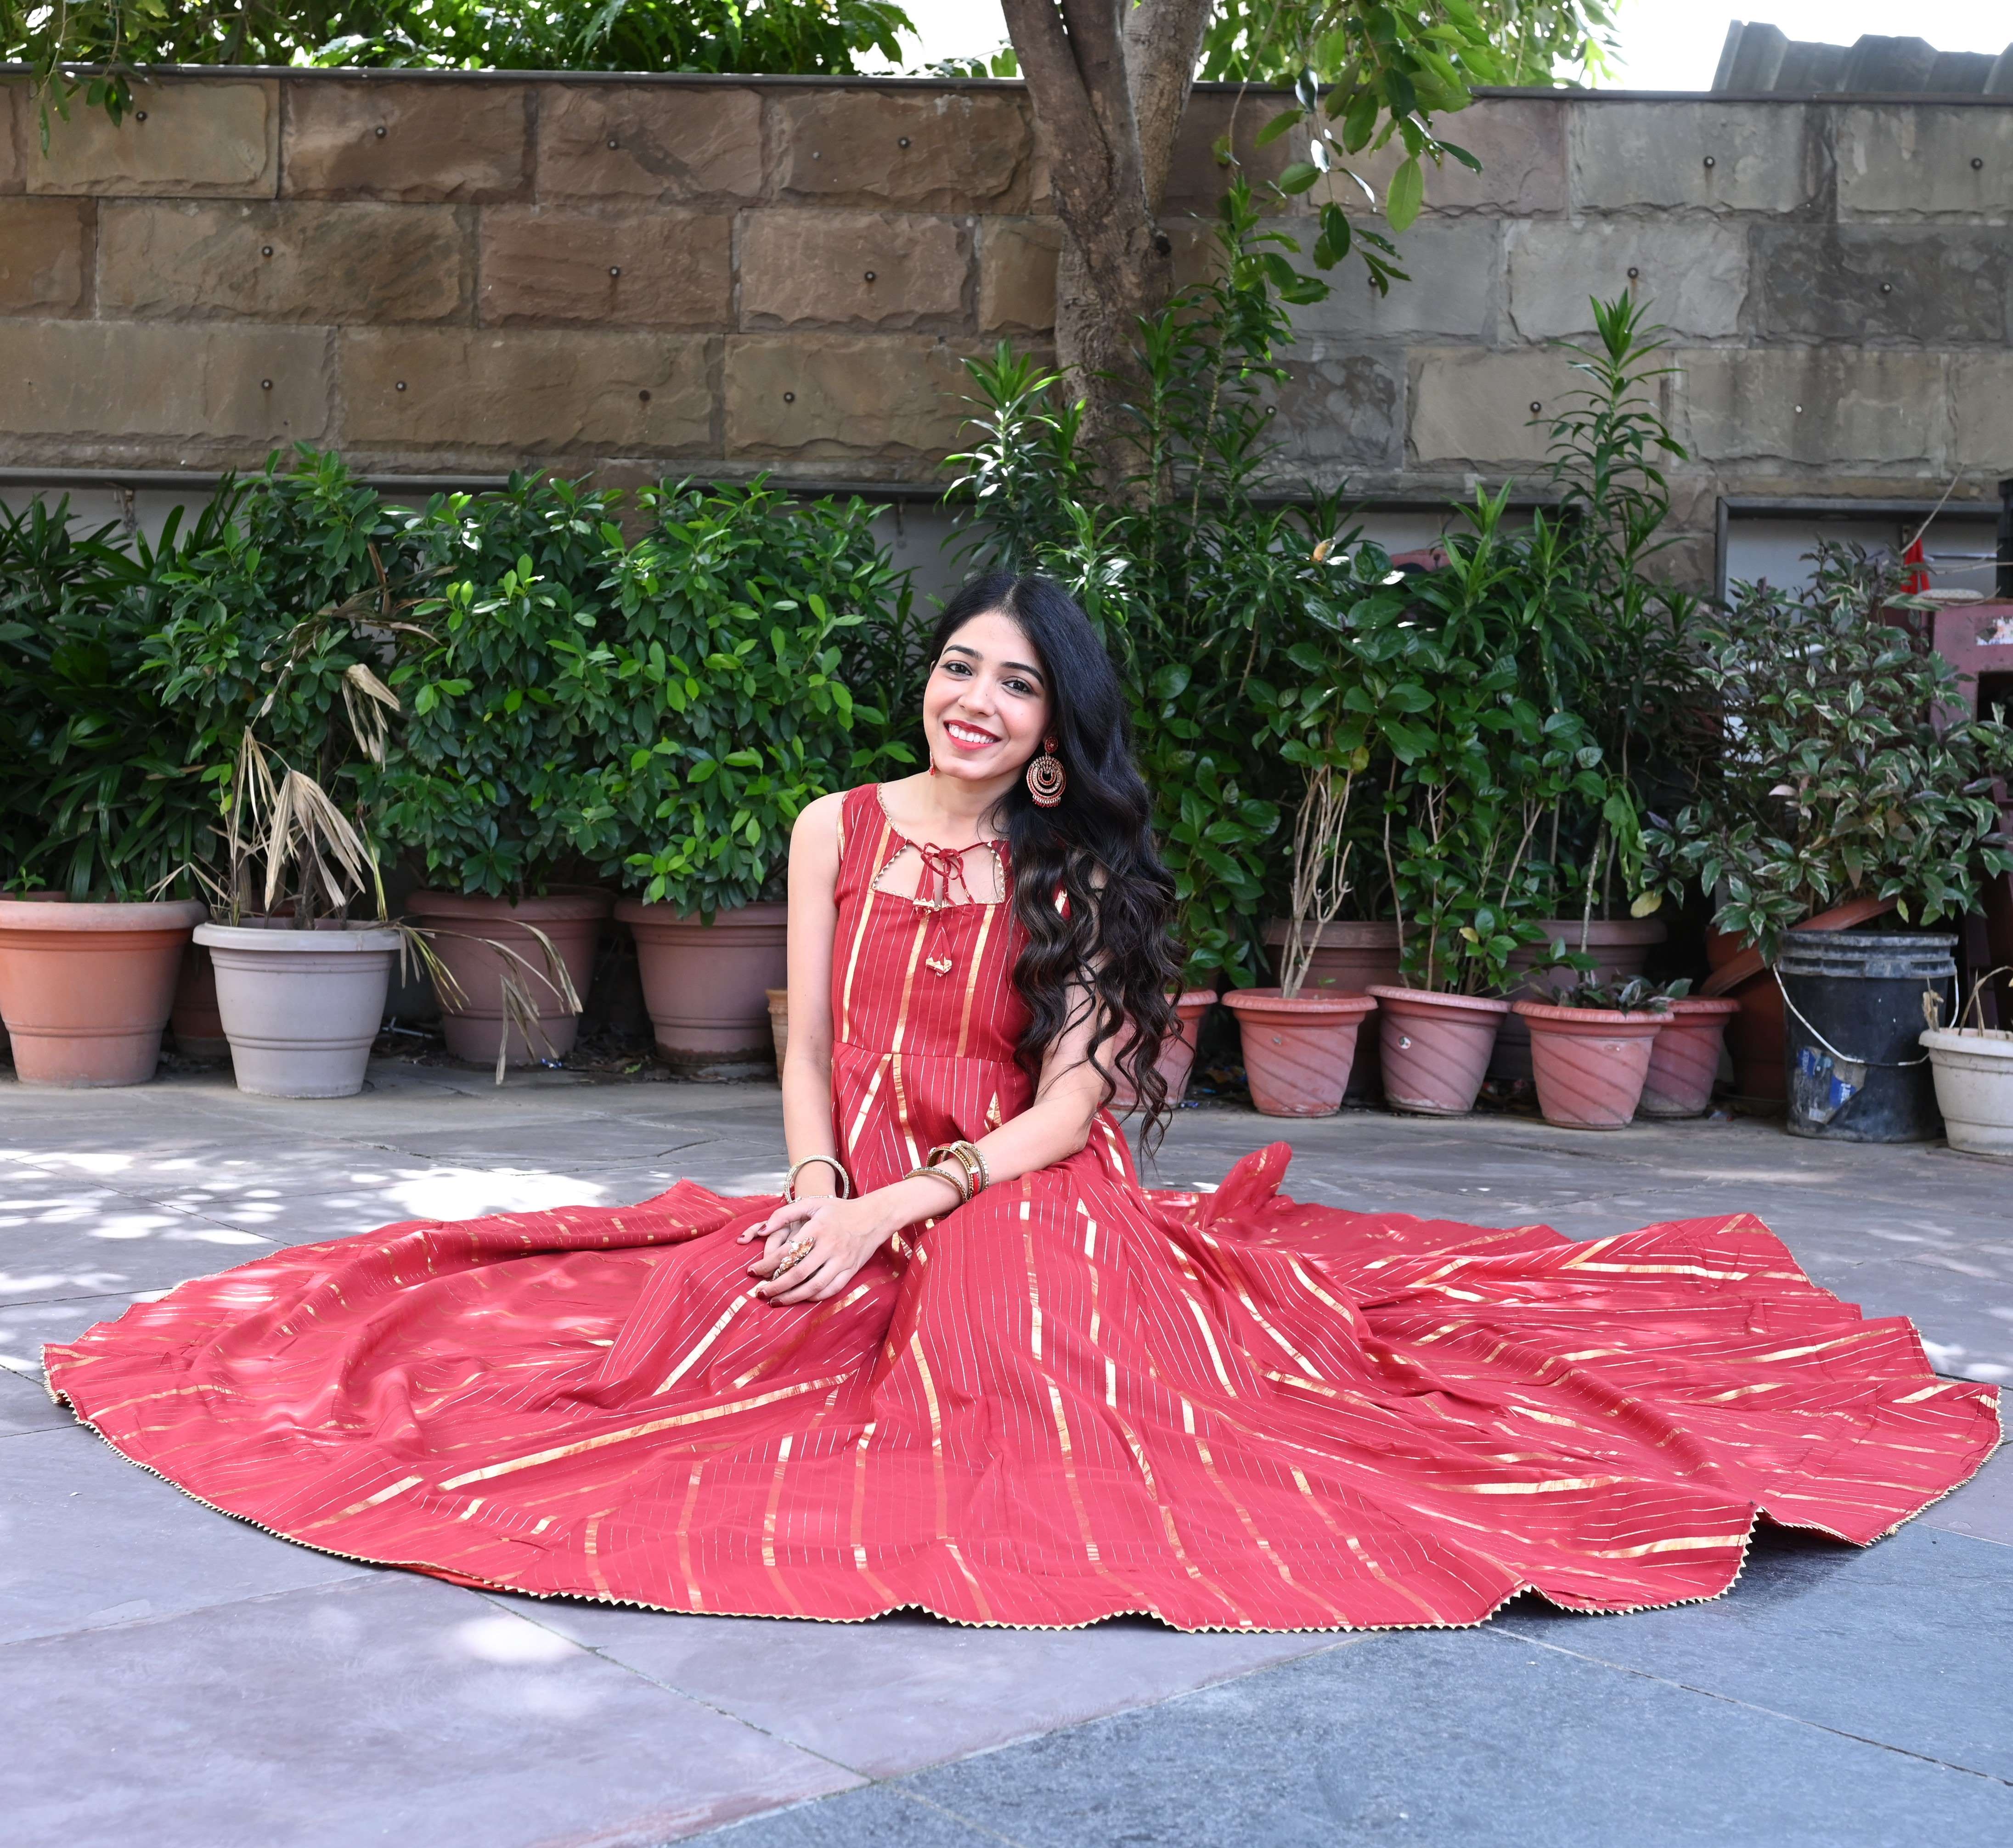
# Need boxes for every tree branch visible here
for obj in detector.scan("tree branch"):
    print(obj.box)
[1125,0,1217,210]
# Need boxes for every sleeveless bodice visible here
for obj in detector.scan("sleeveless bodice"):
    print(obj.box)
[828,783,1034,1189]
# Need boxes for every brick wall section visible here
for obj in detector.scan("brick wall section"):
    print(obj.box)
[2,71,2011,574]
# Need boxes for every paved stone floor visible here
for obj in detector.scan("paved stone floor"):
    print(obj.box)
[2,1062,2008,1848]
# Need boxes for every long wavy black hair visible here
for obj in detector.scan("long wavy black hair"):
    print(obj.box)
[929,573,1183,1153]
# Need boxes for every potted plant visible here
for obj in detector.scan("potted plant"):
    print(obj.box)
[598,479,912,1068]
[1648,542,2013,1127]
[1638,993,1741,1119]
[379,473,626,1065]
[1224,694,1378,1118]
[1922,970,2013,1161]
[1336,494,1615,1116]
[1514,976,1675,1131]
[0,495,216,1085]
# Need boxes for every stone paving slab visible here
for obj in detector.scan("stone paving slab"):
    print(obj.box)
[735,1546,2013,1848]
[2,1426,370,1646]
[1500,1523,2013,1781]
[491,1594,1356,1781]
[3,1061,2009,1848]
[0,1572,862,1848]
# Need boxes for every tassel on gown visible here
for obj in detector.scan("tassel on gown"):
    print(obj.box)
[45,786,2001,1632]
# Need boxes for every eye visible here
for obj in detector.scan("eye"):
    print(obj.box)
[1002,676,1039,698]
[938,657,972,677]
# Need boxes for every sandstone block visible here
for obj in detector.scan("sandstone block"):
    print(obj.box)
[283,81,528,203]
[1951,354,2013,470]
[1674,348,1948,468]
[773,90,1032,212]
[1286,216,1498,343]
[740,211,968,332]
[725,335,973,460]
[0,200,90,314]
[29,78,277,197]
[1408,346,1571,466]
[1837,106,2013,222]
[536,85,761,204]
[0,322,328,439]
[980,218,1061,334]
[1282,97,1567,222]
[1269,346,1404,471]
[1506,219,1748,339]
[99,201,466,322]
[479,208,729,327]
[340,329,711,451]
[1162,90,1297,212]
[1572,102,1812,214]
[1755,228,2009,344]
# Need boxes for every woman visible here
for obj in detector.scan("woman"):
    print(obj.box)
[46,574,1999,1632]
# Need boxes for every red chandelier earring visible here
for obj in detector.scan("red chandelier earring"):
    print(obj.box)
[1026,737,1066,807]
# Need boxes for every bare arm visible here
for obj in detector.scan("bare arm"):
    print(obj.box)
[777,789,845,1197]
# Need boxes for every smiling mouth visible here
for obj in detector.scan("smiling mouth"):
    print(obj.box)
[943,721,999,748]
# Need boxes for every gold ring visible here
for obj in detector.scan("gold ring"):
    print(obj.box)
[772,1238,815,1279]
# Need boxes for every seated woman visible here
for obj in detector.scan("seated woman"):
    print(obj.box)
[46,572,1999,1632]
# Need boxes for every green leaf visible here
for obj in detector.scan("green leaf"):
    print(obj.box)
[1277,162,1323,196]
[1386,158,1425,233]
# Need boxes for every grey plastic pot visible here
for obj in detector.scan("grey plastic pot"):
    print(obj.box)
[195,919,403,1099]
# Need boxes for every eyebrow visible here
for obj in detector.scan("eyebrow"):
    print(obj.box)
[942,643,1046,682]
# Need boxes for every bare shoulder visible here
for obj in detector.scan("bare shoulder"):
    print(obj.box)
[793,789,850,842]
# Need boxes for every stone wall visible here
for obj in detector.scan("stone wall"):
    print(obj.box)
[2,69,2011,579]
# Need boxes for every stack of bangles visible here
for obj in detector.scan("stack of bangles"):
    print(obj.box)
[906,1139,989,1209]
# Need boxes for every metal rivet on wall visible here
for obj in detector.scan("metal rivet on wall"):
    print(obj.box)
[864,270,877,282]
[639,390,652,403]
[375,125,388,138]
[1702,155,1716,169]
[1973,157,1985,170]
[609,266,621,278]
[899,137,911,148]
[134,111,147,122]
[608,138,620,150]
[260,380,272,391]
[784,392,796,403]
[1880,282,1892,293]
[1529,401,1542,414]
[1793,404,1803,413]
[395,381,407,391]
[261,245,274,258]
[1627,266,1640,279]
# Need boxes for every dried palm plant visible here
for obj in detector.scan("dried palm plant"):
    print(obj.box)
[1276,756,1358,1001]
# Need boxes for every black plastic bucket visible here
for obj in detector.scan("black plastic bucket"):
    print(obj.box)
[1778,930,1957,1143]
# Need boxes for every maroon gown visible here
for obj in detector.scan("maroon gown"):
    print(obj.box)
[45,784,2001,1630]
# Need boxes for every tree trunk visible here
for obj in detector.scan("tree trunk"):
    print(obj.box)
[1001,0,1215,497]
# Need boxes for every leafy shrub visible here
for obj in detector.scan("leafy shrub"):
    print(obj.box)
[379,472,911,906]
[1647,543,2013,960]
[596,480,916,914]
[1,496,220,899]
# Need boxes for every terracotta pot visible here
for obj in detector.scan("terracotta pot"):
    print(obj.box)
[1638,996,1740,1119]
[1224,988,1377,1118]
[1368,986,1510,1116]
[617,900,788,1065]
[1110,989,1218,1114]
[1699,896,1896,1104]
[1491,918,1668,1082]
[169,941,231,1060]
[766,986,790,1070]
[0,897,208,1086]
[196,919,404,1098]
[1263,919,1399,1096]
[1514,999,1665,1131]
[403,890,609,1066]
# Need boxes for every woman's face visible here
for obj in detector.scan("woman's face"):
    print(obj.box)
[923,611,1053,784]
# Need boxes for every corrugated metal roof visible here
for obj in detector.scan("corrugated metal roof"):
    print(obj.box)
[1712,25,2013,94]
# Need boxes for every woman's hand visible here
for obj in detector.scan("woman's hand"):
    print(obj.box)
[741,1192,895,1306]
